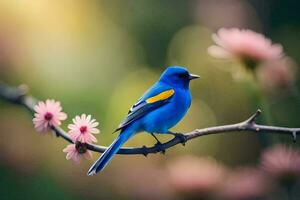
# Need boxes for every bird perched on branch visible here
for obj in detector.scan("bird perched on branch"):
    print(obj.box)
[87,66,199,175]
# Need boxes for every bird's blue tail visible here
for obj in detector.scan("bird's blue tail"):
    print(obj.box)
[87,127,135,175]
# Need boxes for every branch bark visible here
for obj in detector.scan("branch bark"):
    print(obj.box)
[0,83,298,156]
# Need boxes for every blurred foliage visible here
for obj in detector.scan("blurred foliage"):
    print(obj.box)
[0,0,300,199]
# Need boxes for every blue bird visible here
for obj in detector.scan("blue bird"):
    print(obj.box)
[87,66,199,175]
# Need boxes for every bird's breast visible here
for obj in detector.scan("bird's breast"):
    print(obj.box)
[141,89,191,133]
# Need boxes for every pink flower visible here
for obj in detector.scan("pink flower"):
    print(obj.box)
[33,99,67,132]
[208,28,283,64]
[260,145,300,184]
[68,114,100,144]
[257,57,296,92]
[167,156,227,197]
[219,168,270,200]
[63,143,93,164]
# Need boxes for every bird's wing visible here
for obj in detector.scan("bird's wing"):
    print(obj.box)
[114,84,174,132]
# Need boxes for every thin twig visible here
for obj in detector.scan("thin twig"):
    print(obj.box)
[0,83,299,156]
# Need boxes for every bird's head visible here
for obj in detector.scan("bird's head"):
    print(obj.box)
[159,66,200,88]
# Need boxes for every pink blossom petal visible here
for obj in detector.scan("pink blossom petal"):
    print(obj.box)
[59,112,67,120]
[208,45,233,59]
[208,28,284,63]
[32,99,67,133]
[83,150,93,160]
[260,145,300,178]
[167,156,227,194]
[67,114,100,144]
[88,134,98,143]
[86,115,91,122]
[90,128,100,134]
[68,124,77,130]
[63,144,93,164]
[91,122,99,128]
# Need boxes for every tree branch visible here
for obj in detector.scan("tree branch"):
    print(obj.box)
[0,83,299,156]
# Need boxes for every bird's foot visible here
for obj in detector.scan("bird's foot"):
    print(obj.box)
[169,132,187,146]
[154,141,166,155]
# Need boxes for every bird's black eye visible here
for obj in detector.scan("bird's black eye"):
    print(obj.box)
[178,73,188,79]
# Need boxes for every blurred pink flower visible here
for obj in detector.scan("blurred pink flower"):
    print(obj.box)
[116,159,175,200]
[33,99,67,133]
[257,57,296,92]
[68,114,99,143]
[220,168,270,200]
[167,156,227,197]
[63,143,92,164]
[208,28,283,64]
[261,145,300,184]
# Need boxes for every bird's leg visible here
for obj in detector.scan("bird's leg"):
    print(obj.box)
[151,133,166,154]
[168,131,187,146]
[151,133,162,144]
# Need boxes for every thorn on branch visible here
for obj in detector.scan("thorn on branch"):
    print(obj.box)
[246,109,262,124]
[142,145,148,157]
[292,131,297,143]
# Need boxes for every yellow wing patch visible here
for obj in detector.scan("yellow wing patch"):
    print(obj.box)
[146,89,175,103]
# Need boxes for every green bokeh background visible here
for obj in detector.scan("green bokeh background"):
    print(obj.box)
[0,0,299,199]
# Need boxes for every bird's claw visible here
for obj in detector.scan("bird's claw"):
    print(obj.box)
[173,133,187,146]
[155,141,166,154]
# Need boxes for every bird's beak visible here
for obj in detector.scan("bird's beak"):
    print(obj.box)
[189,73,200,80]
